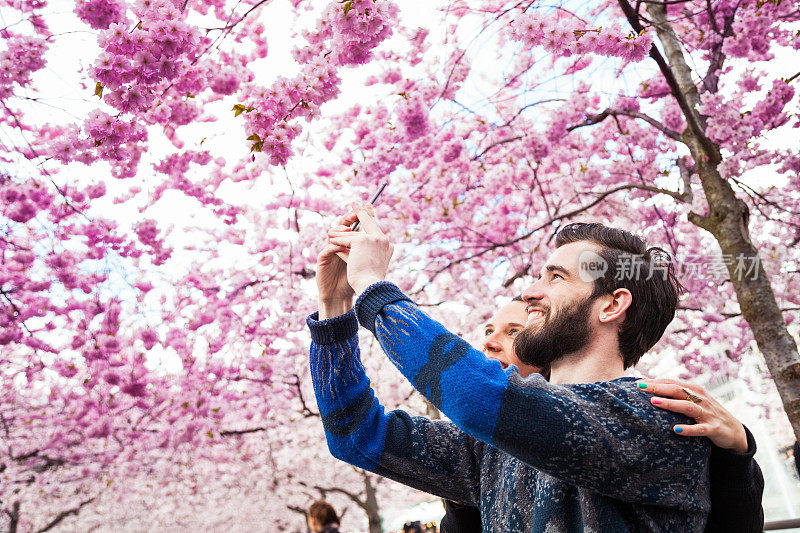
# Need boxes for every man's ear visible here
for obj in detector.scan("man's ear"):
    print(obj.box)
[598,288,631,323]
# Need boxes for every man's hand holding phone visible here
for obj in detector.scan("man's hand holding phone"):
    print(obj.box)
[328,203,394,297]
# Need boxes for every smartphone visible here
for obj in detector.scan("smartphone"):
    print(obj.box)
[351,181,388,231]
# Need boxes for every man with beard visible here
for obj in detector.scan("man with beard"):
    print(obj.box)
[309,208,712,531]
[440,297,764,533]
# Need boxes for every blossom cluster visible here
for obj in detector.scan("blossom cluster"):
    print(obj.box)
[74,0,127,30]
[396,95,430,141]
[328,0,398,66]
[1,179,52,224]
[133,219,172,265]
[48,110,148,178]
[240,0,398,165]
[701,79,794,148]
[0,35,47,98]
[147,150,240,223]
[240,57,340,165]
[91,0,203,115]
[510,13,653,62]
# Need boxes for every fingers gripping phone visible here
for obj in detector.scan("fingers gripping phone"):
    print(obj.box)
[351,181,388,231]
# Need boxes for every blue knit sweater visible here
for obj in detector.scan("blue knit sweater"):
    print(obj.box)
[308,282,711,532]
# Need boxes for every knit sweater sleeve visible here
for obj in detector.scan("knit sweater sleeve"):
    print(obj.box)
[307,309,483,505]
[704,426,764,533]
[355,282,711,510]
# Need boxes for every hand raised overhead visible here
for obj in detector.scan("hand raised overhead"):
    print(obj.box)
[327,203,394,297]
[316,212,357,319]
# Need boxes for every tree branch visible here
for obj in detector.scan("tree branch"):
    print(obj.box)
[700,3,736,93]
[471,135,525,161]
[287,505,307,516]
[205,0,272,32]
[0,288,34,336]
[567,108,682,141]
[423,182,689,286]
[617,0,721,164]
[37,497,95,533]
[434,1,529,105]
[282,373,319,418]
[6,501,20,533]
[679,306,800,320]
[299,481,367,511]
[500,99,565,128]
[219,427,267,436]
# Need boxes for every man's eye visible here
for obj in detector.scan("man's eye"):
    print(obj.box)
[552,273,563,280]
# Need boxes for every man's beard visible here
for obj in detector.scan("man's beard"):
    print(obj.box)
[513,296,596,368]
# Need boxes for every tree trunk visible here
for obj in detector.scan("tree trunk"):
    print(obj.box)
[362,474,382,533]
[646,2,800,441]
[7,502,20,533]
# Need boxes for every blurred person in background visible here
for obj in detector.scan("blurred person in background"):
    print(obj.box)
[307,500,341,533]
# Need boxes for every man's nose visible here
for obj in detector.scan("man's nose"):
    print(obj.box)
[521,280,545,303]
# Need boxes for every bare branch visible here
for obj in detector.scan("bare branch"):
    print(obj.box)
[500,99,565,128]
[679,306,800,320]
[37,497,95,533]
[503,264,531,288]
[0,288,34,336]
[423,182,688,286]
[289,374,319,418]
[6,501,20,533]
[567,108,682,141]
[299,481,366,511]
[219,427,267,436]
[287,505,307,516]
[205,0,272,32]
[434,1,529,105]
[471,135,525,161]
[617,0,722,164]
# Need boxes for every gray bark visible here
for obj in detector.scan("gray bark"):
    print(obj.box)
[362,474,382,533]
[645,2,800,441]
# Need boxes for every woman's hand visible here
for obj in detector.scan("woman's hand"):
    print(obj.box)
[637,378,748,453]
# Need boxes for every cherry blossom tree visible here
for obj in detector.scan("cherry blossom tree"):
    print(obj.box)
[2,0,800,529]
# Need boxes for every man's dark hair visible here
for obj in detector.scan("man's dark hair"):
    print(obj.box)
[554,222,683,368]
[308,500,339,527]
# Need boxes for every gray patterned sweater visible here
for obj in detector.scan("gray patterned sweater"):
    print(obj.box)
[308,282,711,532]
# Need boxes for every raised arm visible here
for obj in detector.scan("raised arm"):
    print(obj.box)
[308,310,483,505]
[308,218,483,505]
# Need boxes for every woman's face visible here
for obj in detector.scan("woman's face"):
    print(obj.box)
[481,300,540,378]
